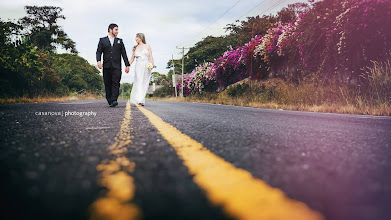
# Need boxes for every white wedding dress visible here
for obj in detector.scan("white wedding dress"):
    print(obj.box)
[130,48,152,105]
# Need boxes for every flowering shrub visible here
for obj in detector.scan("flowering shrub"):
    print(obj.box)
[176,62,216,96]
[183,0,391,95]
[208,45,248,89]
[252,24,288,79]
[330,0,391,80]
[283,0,391,81]
[176,74,192,96]
[243,35,264,79]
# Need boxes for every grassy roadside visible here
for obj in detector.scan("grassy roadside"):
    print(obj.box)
[149,60,391,116]
[0,92,103,104]
[148,77,391,116]
[148,95,390,116]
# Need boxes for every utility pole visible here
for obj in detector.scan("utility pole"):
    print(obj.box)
[172,54,177,98]
[251,22,255,76]
[176,46,190,97]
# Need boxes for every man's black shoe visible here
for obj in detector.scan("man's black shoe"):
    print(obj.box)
[110,100,118,107]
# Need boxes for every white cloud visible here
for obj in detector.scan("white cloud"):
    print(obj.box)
[0,0,299,83]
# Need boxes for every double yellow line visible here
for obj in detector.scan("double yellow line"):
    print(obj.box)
[136,105,324,220]
[89,100,325,220]
[89,100,142,220]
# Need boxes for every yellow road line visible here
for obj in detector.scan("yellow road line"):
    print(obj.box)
[137,105,325,220]
[89,100,142,220]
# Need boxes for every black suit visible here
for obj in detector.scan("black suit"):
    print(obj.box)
[96,36,130,104]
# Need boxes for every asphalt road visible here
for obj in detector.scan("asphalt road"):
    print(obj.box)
[1,99,390,220]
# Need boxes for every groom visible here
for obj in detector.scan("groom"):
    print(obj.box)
[96,23,130,107]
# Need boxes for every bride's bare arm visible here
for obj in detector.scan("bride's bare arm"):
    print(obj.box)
[129,50,136,65]
[148,45,155,67]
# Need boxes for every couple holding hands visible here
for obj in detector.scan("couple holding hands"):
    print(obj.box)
[96,23,155,107]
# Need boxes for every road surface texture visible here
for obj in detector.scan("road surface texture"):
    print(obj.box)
[1,99,390,220]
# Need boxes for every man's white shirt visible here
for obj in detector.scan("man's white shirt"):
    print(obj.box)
[108,35,115,46]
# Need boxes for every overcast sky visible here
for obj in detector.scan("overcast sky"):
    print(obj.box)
[0,0,301,83]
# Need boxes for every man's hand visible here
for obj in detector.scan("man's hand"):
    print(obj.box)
[97,61,102,69]
[125,66,130,74]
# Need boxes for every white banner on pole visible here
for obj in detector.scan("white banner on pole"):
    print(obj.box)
[172,74,176,87]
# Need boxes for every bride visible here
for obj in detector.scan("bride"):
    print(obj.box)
[128,33,155,106]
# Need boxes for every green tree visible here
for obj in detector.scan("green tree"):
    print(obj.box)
[168,3,305,78]
[183,35,238,73]
[166,59,182,75]
[224,15,279,46]
[150,72,160,84]
[167,69,174,83]
[224,3,304,46]
[50,53,103,93]
[150,72,168,85]
[166,35,238,74]
[0,19,43,97]
[119,83,133,99]
[1,6,102,98]
[19,6,78,54]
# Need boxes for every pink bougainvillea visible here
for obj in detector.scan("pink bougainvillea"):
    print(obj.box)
[182,0,391,95]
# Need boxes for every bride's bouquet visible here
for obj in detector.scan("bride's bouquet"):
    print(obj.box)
[147,62,154,71]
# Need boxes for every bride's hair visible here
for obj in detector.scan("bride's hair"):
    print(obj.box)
[133,33,147,51]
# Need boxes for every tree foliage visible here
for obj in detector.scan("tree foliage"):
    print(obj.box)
[0,6,102,98]
[177,0,391,95]
[19,6,78,54]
